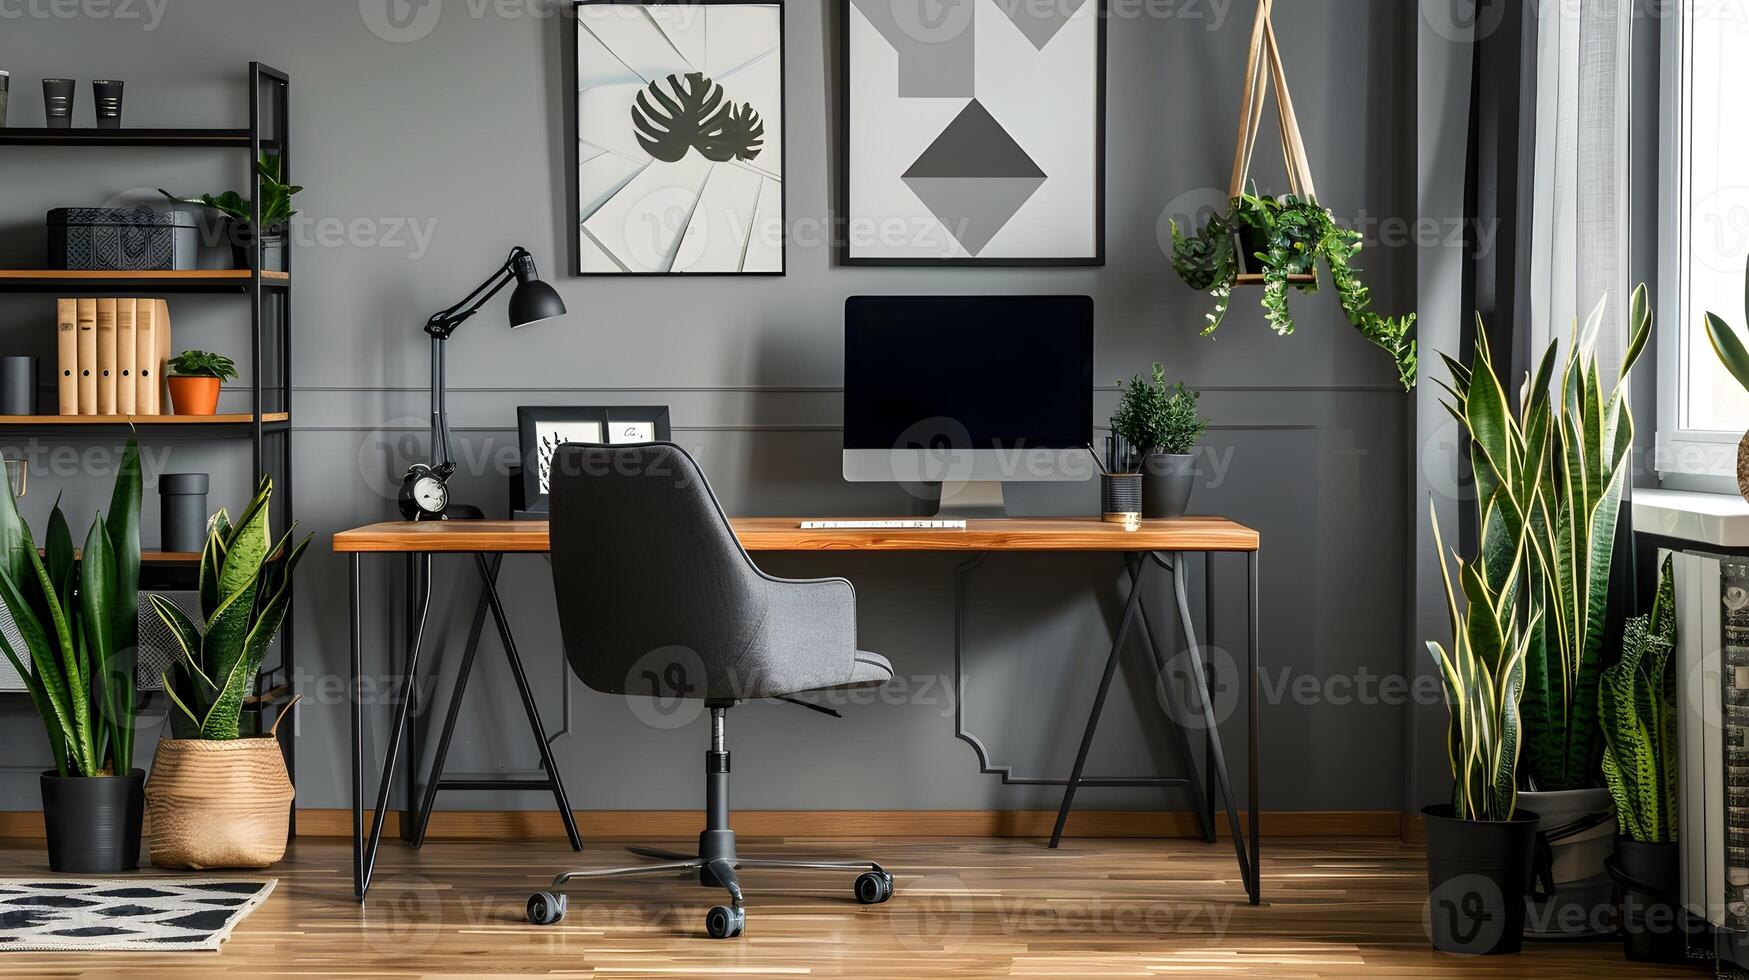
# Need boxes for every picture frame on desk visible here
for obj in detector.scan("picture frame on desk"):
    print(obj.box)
[515,405,672,515]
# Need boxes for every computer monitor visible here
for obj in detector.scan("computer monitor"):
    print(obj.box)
[843,295,1094,516]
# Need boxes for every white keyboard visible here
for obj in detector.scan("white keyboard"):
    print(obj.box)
[800,519,968,530]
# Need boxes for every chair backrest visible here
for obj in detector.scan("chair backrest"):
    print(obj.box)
[547,442,769,700]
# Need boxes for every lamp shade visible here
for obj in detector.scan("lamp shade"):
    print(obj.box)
[508,278,566,328]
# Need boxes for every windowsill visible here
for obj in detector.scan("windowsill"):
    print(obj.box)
[1633,487,1749,547]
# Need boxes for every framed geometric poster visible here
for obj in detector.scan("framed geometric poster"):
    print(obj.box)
[840,0,1104,266]
[574,0,785,275]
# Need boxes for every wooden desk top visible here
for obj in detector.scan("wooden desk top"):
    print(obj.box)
[330,517,1260,554]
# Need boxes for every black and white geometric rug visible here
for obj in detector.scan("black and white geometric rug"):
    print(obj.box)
[0,878,274,951]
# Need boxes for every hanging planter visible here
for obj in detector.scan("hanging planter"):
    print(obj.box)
[1169,0,1417,390]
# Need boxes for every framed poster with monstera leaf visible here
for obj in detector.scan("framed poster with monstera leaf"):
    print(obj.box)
[574,0,785,275]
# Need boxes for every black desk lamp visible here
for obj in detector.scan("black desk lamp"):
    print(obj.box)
[399,246,567,520]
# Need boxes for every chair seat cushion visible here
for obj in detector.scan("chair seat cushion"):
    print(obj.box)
[808,650,892,692]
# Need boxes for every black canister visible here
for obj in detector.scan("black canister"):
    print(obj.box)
[159,473,210,553]
[0,356,34,415]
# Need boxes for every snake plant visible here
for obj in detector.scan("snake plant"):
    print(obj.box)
[1427,328,1548,821]
[0,440,142,778]
[1702,256,1749,395]
[1520,288,1652,793]
[153,476,309,740]
[1599,555,1678,843]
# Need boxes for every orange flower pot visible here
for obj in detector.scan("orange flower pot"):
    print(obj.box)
[167,376,220,416]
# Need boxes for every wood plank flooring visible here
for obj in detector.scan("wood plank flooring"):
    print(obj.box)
[0,835,1699,977]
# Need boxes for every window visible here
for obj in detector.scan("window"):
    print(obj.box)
[1659,0,1749,483]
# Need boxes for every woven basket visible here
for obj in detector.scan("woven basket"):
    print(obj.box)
[145,737,294,869]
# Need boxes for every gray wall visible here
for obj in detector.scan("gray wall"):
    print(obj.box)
[0,0,1415,814]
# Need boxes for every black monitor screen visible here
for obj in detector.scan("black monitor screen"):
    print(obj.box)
[843,296,1093,450]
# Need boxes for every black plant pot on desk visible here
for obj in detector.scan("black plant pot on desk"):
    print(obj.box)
[40,769,144,873]
[1142,453,1196,519]
[1421,804,1540,955]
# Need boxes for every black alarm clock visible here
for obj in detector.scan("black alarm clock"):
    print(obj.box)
[399,462,453,521]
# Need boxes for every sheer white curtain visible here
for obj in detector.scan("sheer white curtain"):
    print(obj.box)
[1529,0,1634,379]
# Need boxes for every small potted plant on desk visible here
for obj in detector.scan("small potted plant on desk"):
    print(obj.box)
[1422,331,1543,956]
[0,440,144,872]
[1600,555,1691,964]
[160,153,300,271]
[166,350,237,416]
[145,476,308,869]
[1110,364,1208,519]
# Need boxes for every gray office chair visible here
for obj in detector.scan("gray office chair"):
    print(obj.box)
[526,442,896,938]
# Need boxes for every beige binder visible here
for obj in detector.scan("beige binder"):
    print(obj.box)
[76,298,96,415]
[55,298,77,415]
[155,300,173,414]
[116,298,136,416]
[95,297,117,415]
[136,299,158,414]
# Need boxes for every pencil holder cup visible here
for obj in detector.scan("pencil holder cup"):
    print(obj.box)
[1101,473,1142,525]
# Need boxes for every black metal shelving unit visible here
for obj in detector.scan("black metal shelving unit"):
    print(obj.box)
[0,63,297,822]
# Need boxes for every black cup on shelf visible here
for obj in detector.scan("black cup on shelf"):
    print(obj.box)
[92,79,123,128]
[41,78,74,128]
[0,356,36,415]
[159,473,210,554]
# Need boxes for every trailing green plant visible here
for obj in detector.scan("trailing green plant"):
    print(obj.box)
[167,350,238,381]
[1599,554,1678,844]
[1171,187,1418,391]
[1702,256,1749,396]
[0,440,142,777]
[1110,365,1208,457]
[154,476,308,740]
[159,153,301,228]
[1427,327,1550,821]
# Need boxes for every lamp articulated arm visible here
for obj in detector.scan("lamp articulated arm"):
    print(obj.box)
[424,246,538,472]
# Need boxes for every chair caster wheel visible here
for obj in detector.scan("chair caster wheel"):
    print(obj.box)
[527,891,566,925]
[855,871,893,904]
[705,904,745,938]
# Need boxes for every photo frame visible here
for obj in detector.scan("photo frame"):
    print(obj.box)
[516,405,673,514]
[840,0,1105,266]
[574,0,786,275]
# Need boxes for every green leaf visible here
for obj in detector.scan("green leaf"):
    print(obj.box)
[1705,312,1749,395]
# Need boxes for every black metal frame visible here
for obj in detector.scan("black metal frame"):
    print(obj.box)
[0,62,297,828]
[351,551,581,898]
[954,548,1260,905]
[571,0,788,277]
[515,405,673,513]
[349,541,1260,905]
[837,0,1106,267]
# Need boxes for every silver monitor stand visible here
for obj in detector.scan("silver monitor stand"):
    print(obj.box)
[935,480,1007,518]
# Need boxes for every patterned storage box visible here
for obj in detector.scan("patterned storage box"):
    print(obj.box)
[47,206,201,271]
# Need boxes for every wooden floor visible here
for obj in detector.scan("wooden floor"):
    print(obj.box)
[0,835,1697,977]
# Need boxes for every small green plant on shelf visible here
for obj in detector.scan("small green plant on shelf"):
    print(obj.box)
[159,153,301,229]
[1170,185,1418,390]
[1110,365,1208,458]
[167,350,238,381]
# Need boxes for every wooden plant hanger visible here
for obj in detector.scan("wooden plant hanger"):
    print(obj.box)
[1229,0,1317,284]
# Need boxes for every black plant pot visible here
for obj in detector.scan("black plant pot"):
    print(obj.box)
[1235,225,1271,275]
[1421,804,1540,955]
[228,221,287,272]
[40,769,144,873]
[1607,837,1696,964]
[1142,453,1196,519]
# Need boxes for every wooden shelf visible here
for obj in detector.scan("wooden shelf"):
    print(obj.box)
[0,270,289,293]
[0,128,278,149]
[0,412,287,426]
